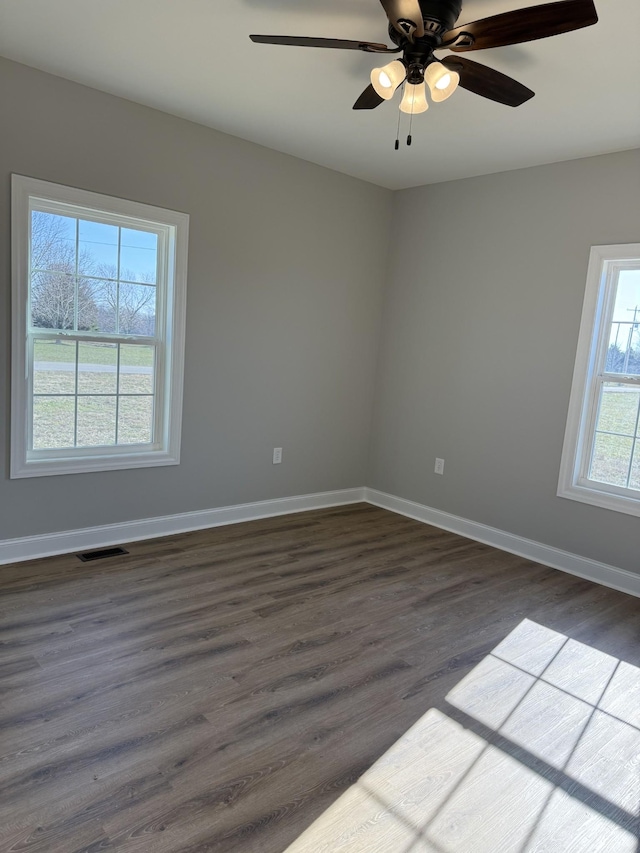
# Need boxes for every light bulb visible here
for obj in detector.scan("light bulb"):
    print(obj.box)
[425,62,459,102]
[399,82,428,114]
[370,60,406,100]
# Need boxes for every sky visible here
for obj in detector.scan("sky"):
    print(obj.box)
[612,270,640,324]
[36,211,158,282]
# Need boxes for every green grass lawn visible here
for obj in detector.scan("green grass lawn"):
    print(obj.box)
[32,344,155,447]
[32,390,154,449]
[34,371,152,396]
[34,340,153,367]
[597,387,640,434]
[591,388,640,488]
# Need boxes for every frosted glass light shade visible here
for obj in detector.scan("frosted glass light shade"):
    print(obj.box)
[370,60,406,100]
[425,62,460,102]
[399,82,428,114]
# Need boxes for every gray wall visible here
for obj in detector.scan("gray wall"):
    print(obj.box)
[0,58,391,540]
[369,149,640,573]
[2,56,638,574]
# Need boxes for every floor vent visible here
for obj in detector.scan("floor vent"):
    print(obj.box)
[77,546,129,562]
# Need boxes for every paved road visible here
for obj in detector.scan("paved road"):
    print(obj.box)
[35,361,152,374]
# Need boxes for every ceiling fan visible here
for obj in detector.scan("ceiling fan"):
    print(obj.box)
[250,0,598,121]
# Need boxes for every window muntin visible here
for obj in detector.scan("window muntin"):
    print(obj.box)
[558,245,640,516]
[11,176,188,478]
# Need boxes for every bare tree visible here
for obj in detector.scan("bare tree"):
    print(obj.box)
[30,212,99,330]
[94,265,156,335]
[31,211,75,271]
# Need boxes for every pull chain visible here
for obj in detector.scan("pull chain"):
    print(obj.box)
[407,95,414,146]
[394,82,404,151]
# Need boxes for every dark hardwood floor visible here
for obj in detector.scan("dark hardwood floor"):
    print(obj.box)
[0,503,638,852]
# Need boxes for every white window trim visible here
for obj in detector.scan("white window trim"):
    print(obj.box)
[11,175,189,478]
[558,243,640,517]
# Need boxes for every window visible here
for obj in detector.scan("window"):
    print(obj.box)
[558,244,640,516]
[11,175,188,478]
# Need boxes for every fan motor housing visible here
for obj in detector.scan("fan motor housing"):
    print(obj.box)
[419,0,464,32]
[389,0,463,45]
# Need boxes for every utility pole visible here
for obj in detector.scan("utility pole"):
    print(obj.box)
[622,305,640,374]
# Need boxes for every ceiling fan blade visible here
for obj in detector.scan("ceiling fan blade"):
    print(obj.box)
[442,56,534,106]
[379,0,425,39]
[353,84,385,110]
[442,0,598,52]
[249,35,398,53]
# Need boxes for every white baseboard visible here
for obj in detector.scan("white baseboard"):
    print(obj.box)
[3,485,638,602]
[0,488,366,566]
[365,488,640,600]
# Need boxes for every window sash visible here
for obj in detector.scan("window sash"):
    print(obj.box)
[28,200,168,335]
[578,379,640,498]
[26,335,163,457]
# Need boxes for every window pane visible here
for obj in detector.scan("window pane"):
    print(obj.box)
[31,210,76,273]
[630,446,640,491]
[78,276,103,331]
[595,384,640,437]
[78,342,117,394]
[91,279,117,333]
[119,345,154,394]
[589,433,634,487]
[31,271,75,330]
[77,396,117,447]
[607,269,640,376]
[78,219,118,276]
[118,282,156,335]
[120,228,157,284]
[118,396,153,444]
[33,340,76,394]
[32,396,75,449]
[611,270,640,322]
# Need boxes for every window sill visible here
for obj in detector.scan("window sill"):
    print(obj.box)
[557,481,640,518]
[11,449,180,479]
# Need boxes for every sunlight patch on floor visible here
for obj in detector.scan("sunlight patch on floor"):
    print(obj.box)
[284,619,640,853]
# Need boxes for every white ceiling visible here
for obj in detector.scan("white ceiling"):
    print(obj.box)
[0,0,638,189]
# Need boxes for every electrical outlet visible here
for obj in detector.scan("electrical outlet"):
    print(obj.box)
[273,447,282,464]
[434,457,445,475]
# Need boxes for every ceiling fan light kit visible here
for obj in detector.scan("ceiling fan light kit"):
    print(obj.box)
[424,61,459,101]
[371,57,460,109]
[400,81,429,113]
[371,59,407,99]
[250,0,598,139]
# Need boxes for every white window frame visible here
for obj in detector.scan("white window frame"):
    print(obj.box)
[558,243,640,517]
[11,175,189,478]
